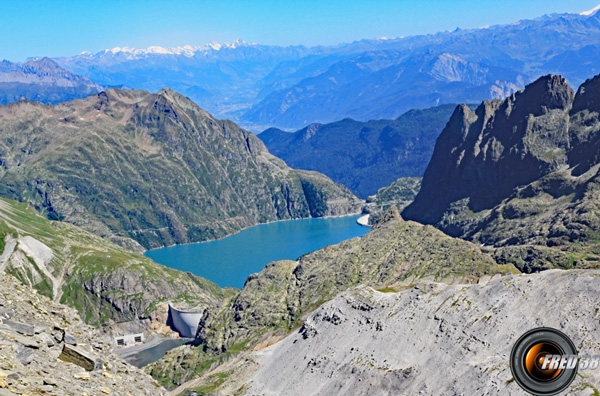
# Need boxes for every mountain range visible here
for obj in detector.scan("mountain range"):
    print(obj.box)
[31,9,600,130]
[4,6,600,396]
[3,69,600,395]
[259,104,457,197]
[0,57,102,104]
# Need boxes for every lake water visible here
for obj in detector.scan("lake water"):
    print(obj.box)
[145,215,369,289]
[121,338,192,368]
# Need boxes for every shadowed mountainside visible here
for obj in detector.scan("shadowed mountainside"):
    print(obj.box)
[259,104,457,197]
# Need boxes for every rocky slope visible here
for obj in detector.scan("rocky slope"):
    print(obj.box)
[403,73,600,271]
[144,70,600,390]
[0,57,102,105]
[259,104,456,197]
[0,272,167,395]
[0,196,233,328]
[194,269,600,396]
[146,207,516,389]
[0,88,361,250]
[146,74,600,394]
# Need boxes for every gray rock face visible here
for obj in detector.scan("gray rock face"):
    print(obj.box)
[3,320,34,336]
[16,346,35,366]
[232,270,600,396]
[63,332,77,346]
[403,75,575,226]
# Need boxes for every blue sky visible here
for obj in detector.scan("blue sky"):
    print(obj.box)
[2,0,599,61]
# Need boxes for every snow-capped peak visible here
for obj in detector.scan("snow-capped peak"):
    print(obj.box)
[223,39,253,49]
[580,4,600,16]
[207,41,222,50]
[100,40,254,58]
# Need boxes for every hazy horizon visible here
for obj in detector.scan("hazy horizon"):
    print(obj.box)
[3,0,600,61]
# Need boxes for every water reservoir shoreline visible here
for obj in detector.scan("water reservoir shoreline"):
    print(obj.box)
[145,214,369,288]
[143,211,363,253]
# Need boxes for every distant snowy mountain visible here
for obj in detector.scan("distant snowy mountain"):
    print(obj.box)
[580,4,600,16]
[43,10,600,130]
[96,39,256,58]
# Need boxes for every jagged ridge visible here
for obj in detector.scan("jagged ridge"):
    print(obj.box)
[403,73,600,271]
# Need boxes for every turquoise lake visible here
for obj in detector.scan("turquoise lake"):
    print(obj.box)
[145,215,369,289]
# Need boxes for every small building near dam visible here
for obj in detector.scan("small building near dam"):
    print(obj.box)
[168,305,204,338]
[114,333,145,347]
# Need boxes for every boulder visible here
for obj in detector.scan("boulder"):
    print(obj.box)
[64,332,77,346]
[59,345,98,371]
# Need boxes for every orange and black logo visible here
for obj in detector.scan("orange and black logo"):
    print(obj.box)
[510,327,578,395]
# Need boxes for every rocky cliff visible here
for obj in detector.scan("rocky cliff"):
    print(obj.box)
[403,74,600,271]
[0,88,361,250]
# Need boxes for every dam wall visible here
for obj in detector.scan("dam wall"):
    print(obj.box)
[168,305,203,338]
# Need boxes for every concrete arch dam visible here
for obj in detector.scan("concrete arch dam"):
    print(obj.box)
[168,305,203,338]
